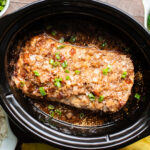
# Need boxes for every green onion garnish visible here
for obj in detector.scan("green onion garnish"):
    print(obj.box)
[57,45,65,49]
[98,36,103,42]
[135,93,141,100]
[49,59,60,67]
[121,71,127,79]
[51,30,57,36]
[102,65,111,75]
[49,59,54,65]
[48,105,55,110]
[33,70,40,77]
[79,113,84,119]
[55,53,60,60]
[66,76,70,80]
[50,111,54,118]
[62,61,68,68]
[69,35,76,43]
[55,109,62,116]
[20,81,25,87]
[65,69,70,73]
[39,87,47,96]
[88,93,95,101]
[75,70,80,75]
[98,96,104,103]
[101,42,107,47]
[46,25,52,30]
[59,37,65,43]
[54,78,62,88]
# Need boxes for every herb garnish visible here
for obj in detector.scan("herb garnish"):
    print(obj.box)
[39,87,47,96]
[121,71,127,79]
[33,70,40,77]
[102,65,111,75]
[98,96,104,103]
[88,93,95,101]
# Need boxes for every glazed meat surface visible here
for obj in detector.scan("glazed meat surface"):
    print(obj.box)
[12,34,134,112]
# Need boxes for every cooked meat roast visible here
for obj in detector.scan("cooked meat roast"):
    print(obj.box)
[12,34,134,112]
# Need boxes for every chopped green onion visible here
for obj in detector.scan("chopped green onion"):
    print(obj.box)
[53,61,60,67]
[69,35,76,43]
[39,87,47,96]
[49,59,54,65]
[135,93,141,100]
[55,53,60,60]
[98,36,103,41]
[102,65,111,75]
[88,93,95,101]
[54,78,62,82]
[66,76,70,80]
[54,78,62,88]
[65,69,70,73]
[48,105,55,110]
[55,109,62,116]
[51,30,57,36]
[20,81,25,87]
[101,42,107,47]
[46,25,52,30]
[124,48,130,53]
[57,45,65,49]
[79,113,84,119]
[50,111,54,118]
[98,96,104,103]
[33,70,40,77]
[50,59,60,67]
[62,61,68,68]
[59,37,65,43]
[121,71,127,79]
[75,70,80,75]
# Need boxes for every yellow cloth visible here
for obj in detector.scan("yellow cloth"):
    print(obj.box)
[22,143,59,150]
[22,136,150,150]
[119,136,150,150]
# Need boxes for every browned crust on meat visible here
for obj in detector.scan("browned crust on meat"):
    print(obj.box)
[12,34,134,112]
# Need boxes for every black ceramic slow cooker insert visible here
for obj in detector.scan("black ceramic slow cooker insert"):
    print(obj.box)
[0,0,150,149]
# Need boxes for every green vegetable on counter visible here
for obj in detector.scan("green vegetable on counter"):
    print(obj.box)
[0,0,6,11]
[147,13,150,31]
